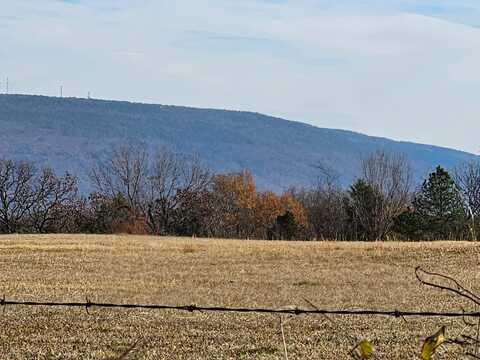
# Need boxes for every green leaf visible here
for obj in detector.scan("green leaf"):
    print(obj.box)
[351,339,375,359]
[419,326,445,360]
[358,340,375,359]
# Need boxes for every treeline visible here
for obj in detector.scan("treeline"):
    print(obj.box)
[296,154,479,241]
[0,146,479,240]
[0,147,306,239]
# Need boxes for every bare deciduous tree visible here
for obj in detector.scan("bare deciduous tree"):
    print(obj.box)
[454,161,480,240]
[314,159,341,189]
[90,144,149,217]
[28,168,78,233]
[0,159,37,233]
[353,149,412,240]
[291,170,349,241]
[146,151,211,235]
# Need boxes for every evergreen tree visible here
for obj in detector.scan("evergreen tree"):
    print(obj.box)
[393,208,423,240]
[345,179,384,241]
[413,166,467,239]
[274,211,298,240]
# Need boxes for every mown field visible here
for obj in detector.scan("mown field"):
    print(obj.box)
[0,235,478,359]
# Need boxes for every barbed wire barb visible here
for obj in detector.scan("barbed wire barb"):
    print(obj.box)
[85,296,92,315]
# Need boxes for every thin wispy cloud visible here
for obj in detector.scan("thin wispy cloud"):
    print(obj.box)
[1,0,480,153]
[173,31,292,56]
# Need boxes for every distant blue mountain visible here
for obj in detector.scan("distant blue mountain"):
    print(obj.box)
[0,94,477,191]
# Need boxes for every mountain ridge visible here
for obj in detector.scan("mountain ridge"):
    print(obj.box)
[0,94,477,192]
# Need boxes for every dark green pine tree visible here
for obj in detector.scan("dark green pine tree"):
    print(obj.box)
[275,211,298,240]
[345,179,384,241]
[413,166,467,239]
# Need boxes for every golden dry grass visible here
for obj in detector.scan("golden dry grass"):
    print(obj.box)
[0,234,479,359]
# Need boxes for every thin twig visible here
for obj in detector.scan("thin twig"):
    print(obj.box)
[279,316,289,360]
[104,339,141,360]
[475,309,480,356]
[349,341,361,359]
[303,298,335,324]
[415,267,480,306]
[416,267,480,358]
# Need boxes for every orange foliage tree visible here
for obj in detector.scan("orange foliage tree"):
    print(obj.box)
[210,170,307,239]
[254,191,282,238]
[211,170,257,238]
[279,193,308,229]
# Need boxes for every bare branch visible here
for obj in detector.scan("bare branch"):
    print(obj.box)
[415,267,480,306]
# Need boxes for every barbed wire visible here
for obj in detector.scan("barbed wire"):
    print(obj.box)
[1,296,479,318]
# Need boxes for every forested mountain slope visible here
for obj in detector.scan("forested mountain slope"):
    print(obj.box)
[0,94,477,191]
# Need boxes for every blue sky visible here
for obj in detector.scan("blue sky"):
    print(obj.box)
[1,0,480,153]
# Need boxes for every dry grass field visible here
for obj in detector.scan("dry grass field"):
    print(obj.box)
[0,235,479,359]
